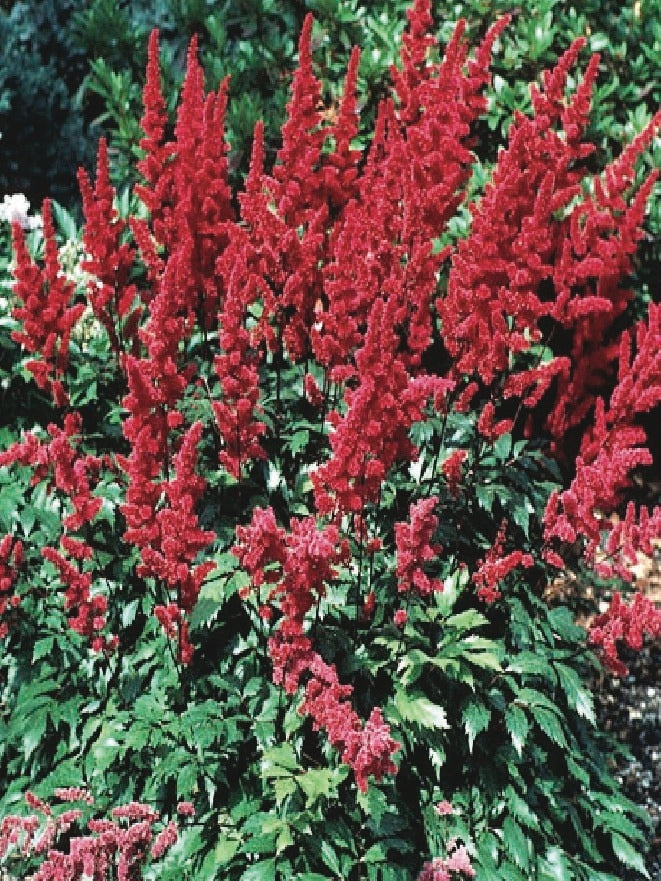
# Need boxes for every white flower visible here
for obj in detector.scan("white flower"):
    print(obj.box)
[0,193,43,230]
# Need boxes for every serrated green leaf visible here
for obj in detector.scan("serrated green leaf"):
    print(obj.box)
[504,786,539,829]
[515,688,561,713]
[610,832,649,876]
[22,713,47,760]
[476,483,496,512]
[508,652,556,680]
[537,846,573,881]
[444,609,489,632]
[320,840,342,875]
[395,691,449,730]
[554,662,595,724]
[276,824,293,855]
[505,704,529,757]
[289,429,309,455]
[297,768,340,805]
[503,816,530,871]
[465,650,503,671]
[511,502,531,537]
[494,432,512,460]
[274,777,296,805]
[498,862,527,881]
[548,607,585,642]
[32,637,55,662]
[566,756,589,786]
[531,707,567,748]
[364,842,388,863]
[463,700,491,752]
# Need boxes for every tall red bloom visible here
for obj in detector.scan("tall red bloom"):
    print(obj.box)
[0,535,23,638]
[78,138,138,352]
[544,302,661,578]
[234,508,400,791]
[396,497,443,595]
[11,200,85,406]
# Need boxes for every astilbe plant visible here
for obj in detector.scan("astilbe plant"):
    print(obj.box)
[0,0,660,878]
[0,789,188,881]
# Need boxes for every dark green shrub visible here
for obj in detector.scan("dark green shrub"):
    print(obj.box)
[0,0,95,206]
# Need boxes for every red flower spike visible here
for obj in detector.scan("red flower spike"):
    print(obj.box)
[0,413,110,645]
[234,508,399,790]
[0,794,180,880]
[439,39,594,385]
[273,13,325,226]
[0,535,23,638]
[323,45,362,209]
[441,449,467,497]
[396,497,443,596]
[78,138,138,351]
[589,592,661,677]
[473,520,533,603]
[137,29,169,188]
[544,302,661,577]
[11,200,84,405]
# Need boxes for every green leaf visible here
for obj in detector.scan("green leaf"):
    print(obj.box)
[261,743,298,778]
[566,756,589,786]
[476,483,496,512]
[444,610,489,632]
[462,700,491,752]
[297,768,344,805]
[32,636,55,663]
[504,786,539,830]
[357,785,388,828]
[320,840,342,875]
[610,832,650,877]
[497,862,527,881]
[494,432,512,461]
[201,836,240,871]
[511,501,531,538]
[505,704,529,757]
[508,652,556,681]
[503,816,530,871]
[22,713,47,760]
[395,691,449,730]
[548,607,585,642]
[364,842,388,864]
[240,858,277,881]
[273,777,296,805]
[288,429,309,455]
[537,846,573,881]
[554,663,595,724]
[465,649,503,671]
[531,707,567,749]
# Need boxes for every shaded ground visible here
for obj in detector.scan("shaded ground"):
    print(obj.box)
[595,642,661,880]
[593,549,661,881]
